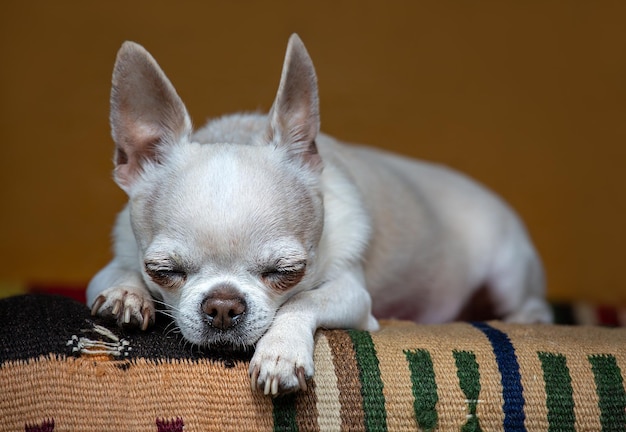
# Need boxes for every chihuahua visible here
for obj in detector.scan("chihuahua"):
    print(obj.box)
[88,34,552,395]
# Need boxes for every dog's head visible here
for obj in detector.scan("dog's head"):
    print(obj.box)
[109,35,324,348]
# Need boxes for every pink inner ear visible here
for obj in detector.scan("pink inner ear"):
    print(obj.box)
[115,147,128,165]
[113,121,164,190]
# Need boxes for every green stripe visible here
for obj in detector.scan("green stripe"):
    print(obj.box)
[405,349,438,431]
[273,394,298,432]
[589,354,626,432]
[538,352,575,432]
[348,329,387,431]
[454,350,482,432]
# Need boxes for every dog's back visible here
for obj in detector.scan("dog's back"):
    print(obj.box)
[320,136,549,323]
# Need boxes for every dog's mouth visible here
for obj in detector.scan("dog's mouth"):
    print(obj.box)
[195,338,254,354]
[168,312,270,351]
[170,333,256,364]
[198,325,257,351]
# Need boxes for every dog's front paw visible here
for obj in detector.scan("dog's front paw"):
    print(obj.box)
[249,331,315,396]
[90,286,155,330]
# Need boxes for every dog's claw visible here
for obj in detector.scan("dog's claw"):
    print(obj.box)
[250,365,310,396]
[250,366,260,393]
[297,367,308,392]
[90,295,106,316]
[111,299,122,316]
[263,377,272,395]
[124,306,132,324]
[141,308,151,331]
[249,329,314,396]
[89,286,156,331]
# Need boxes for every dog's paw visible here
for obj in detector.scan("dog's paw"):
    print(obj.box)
[249,331,314,396]
[90,286,155,330]
[503,297,554,324]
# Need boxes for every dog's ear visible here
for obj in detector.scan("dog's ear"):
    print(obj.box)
[110,41,192,192]
[267,34,322,172]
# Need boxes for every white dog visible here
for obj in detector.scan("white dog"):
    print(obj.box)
[88,34,552,395]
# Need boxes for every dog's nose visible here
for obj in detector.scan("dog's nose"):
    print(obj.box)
[201,287,246,330]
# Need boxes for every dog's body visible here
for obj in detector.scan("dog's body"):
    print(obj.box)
[88,34,552,395]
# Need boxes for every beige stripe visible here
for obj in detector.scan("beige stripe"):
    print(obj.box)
[313,333,342,431]
[0,356,274,432]
[570,350,602,431]
[370,322,418,432]
[470,343,506,432]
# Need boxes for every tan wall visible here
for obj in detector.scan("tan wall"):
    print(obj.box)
[1,1,625,302]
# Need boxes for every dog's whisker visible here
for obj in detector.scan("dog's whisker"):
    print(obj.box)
[152,299,183,314]
[157,310,176,320]
[162,320,179,337]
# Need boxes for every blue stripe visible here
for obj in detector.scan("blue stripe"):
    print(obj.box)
[472,322,525,431]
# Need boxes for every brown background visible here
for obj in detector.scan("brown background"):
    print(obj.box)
[1,1,625,302]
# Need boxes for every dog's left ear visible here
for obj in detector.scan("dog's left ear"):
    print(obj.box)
[267,34,322,172]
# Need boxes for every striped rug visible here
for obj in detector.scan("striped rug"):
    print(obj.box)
[1,295,625,431]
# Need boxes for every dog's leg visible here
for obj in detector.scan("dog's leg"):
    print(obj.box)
[488,248,553,324]
[249,268,377,395]
[87,261,155,330]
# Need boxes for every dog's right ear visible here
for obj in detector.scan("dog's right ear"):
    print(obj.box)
[110,42,192,193]
[266,34,322,173]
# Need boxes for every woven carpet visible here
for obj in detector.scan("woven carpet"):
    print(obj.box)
[1,294,625,431]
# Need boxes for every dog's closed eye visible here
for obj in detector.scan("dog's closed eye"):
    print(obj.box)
[145,260,187,289]
[261,260,306,292]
